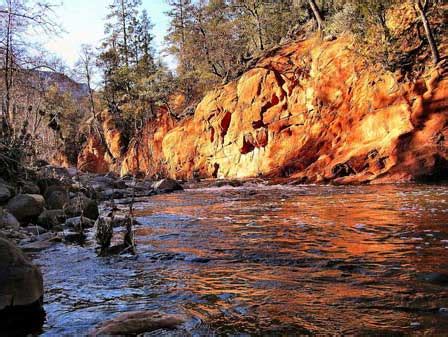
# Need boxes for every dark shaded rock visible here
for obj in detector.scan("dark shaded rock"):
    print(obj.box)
[0,238,45,335]
[65,195,99,220]
[19,181,40,195]
[6,194,45,222]
[100,189,131,200]
[0,183,11,203]
[44,186,70,210]
[153,179,183,193]
[81,198,99,220]
[36,178,62,195]
[64,231,86,244]
[64,216,95,230]
[211,179,244,188]
[0,209,20,230]
[37,209,66,230]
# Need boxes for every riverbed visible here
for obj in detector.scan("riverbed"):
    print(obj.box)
[35,183,448,335]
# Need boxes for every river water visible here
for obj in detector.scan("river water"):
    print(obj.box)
[35,183,448,335]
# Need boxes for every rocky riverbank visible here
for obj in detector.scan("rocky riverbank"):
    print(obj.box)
[0,165,184,335]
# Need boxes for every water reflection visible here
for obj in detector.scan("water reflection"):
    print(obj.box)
[36,183,448,335]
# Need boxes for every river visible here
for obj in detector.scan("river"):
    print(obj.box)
[34,182,448,335]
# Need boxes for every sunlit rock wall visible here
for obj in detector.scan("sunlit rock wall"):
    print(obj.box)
[162,37,448,183]
[79,36,447,184]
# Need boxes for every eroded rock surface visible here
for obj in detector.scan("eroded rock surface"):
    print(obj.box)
[78,36,448,184]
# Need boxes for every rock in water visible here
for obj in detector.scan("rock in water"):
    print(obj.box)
[6,194,45,222]
[37,209,67,230]
[91,311,186,336]
[0,238,45,334]
[153,179,183,193]
[65,216,95,230]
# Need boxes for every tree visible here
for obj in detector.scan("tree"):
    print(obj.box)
[307,0,324,31]
[0,0,60,135]
[414,0,440,64]
[76,45,98,120]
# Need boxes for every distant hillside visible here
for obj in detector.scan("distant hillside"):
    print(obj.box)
[31,70,90,100]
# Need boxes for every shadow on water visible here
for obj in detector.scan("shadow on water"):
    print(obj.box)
[34,183,448,335]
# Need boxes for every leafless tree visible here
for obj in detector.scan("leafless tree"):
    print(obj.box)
[414,0,440,65]
[0,0,61,134]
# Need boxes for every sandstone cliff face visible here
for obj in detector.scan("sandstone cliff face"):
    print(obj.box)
[120,109,176,178]
[79,36,448,184]
[161,37,447,183]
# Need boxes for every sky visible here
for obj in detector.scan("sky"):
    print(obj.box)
[42,0,173,69]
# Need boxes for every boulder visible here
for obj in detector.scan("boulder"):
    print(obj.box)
[91,311,186,336]
[0,209,20,230]
[44,186,70,210]
[36,178,62,195]
[153,179,183,193]
[6,194,45,222]
[19,181,40,195]
[0,238,45,333]
[64,216,95,230]
[65,195,99,220]
[37,209,67,230]
[82,198,100,220]
[0,184,11,203]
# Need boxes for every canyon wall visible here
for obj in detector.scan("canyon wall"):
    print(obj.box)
[78,36,448,184]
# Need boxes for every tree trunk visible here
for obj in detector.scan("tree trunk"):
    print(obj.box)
[415,0,440,65]
[120,0,129,67]
[307,0,324,32]
[4,0,13,129]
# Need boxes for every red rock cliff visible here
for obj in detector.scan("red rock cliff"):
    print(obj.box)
[80,36,448,184]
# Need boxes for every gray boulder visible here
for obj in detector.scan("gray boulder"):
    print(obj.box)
[65,195,99,220]
[153,179,183,193]
[44,186,70,210]
[6,194,45,222]
[0,209,20,230]
[37,209,66,230]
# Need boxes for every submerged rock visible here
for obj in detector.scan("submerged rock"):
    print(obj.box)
[91,311,187,336]
[0,238,45,334]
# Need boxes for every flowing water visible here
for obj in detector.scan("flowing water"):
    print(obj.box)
[34,183,448,335]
